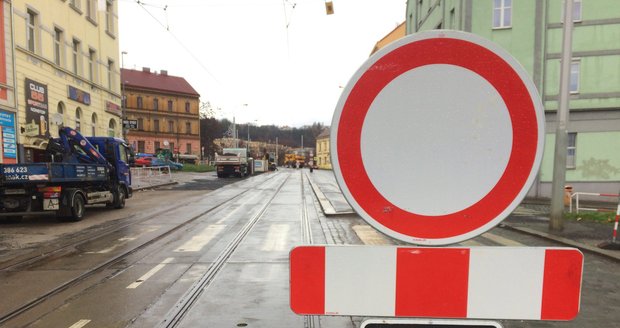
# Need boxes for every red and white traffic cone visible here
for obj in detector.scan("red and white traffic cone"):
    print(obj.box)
[599,203,620,250]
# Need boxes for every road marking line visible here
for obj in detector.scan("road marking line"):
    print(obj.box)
[262,224,290,251]
[68,319,91,328]
[482,232,525,246]
[86,227,159,254]
[174,225,226,252]
[127,257,174,289]
[352,225,390,245]
[86,237,137,254]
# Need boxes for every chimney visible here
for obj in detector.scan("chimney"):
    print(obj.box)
[160,70,168,76]
[142,67,150,73]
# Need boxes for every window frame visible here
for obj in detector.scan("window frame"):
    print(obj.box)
[567,132,577,169]
[569,59,581,94]
[53,27,63,66]
[88,48,96,82]
[27,9,38,53]
[561,0,583,23]
[72,38,81,75]
[492,0,512,29]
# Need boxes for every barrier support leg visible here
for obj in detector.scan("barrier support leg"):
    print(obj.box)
[598,204,620,250]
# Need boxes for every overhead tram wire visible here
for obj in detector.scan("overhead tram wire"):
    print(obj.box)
[132,0,221,85]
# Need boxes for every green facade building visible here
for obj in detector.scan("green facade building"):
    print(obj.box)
[405,0,620,198]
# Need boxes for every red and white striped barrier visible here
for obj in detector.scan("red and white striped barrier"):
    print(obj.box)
[290,246,583,321]
[570,192,620,213]
[613,204,620,243]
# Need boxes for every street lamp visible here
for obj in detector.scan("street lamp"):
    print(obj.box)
[121,51,128,140]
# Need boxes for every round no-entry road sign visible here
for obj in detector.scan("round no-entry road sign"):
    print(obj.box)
[331,31,545,245]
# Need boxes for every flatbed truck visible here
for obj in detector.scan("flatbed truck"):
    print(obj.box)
[215,148,250,178]
[0,127,134,221]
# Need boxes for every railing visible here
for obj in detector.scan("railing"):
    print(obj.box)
[130,166,174,189]
[569,192,620,213]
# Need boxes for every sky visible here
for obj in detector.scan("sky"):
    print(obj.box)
[117,0,406,127]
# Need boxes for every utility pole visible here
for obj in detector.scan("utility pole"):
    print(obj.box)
[550,0,574,231]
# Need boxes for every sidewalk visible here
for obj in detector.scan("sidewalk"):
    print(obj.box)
[504,200,620,261]
[306,169,620,262]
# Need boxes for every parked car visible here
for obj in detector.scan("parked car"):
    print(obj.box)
[134,156,155,167]
[152,158,184,170]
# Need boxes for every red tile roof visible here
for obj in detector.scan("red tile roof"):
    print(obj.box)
[121,68,200,97]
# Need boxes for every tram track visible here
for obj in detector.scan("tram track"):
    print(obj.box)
[0,172,283,326]
[301,171,317,328]
[157,171,292,328]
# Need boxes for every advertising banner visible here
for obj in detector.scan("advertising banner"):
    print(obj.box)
[0,110,17,163]
[25,78,49,138]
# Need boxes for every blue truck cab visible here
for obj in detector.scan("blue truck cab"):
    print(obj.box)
[0,127,134,221]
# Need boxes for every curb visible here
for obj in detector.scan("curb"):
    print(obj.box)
[305,172,338,215]
[501,223,620,262]
[133,181,178,191]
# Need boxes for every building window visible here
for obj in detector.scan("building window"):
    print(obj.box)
[88,49,96,82]
[53,28,63,66]
[75,108,82,132]
[154,141,160,150]
[561,0,582,22]
[27,10,37,52]
[185,102,190,113]
[70,0,81,11]
[137,118,144,130]
[106,1,114,35]
[170,142,175,152]
[186,143,192,154]
[72,39,81,75]
[168,120,174,133]
[153,119,160,132]
[493,0,512,28]
[153,98,159,111]
[91,113,97,136]
[108,119,117,137]
[185,122,191,134]
[168,100,173,111]
[57,102,65,126]
[567,133,577,169]
[137,140,145,153]
[570,60,580,93]
[137,96,143,109]
[107,59,115,90]
[86,0,97,22]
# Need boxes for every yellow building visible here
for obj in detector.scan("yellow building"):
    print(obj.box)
[12,0,121,162]
[315,128,331,170]
[370,22,406,56]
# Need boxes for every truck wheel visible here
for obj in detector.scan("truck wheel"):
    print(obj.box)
[113,186,126,209]
[69,194,85,222]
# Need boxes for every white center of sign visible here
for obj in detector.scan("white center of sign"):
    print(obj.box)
[361,64,513,216]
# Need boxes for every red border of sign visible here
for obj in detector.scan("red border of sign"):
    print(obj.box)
[336,37,538,240]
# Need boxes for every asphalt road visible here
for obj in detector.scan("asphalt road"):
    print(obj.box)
[0,169,618,328]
